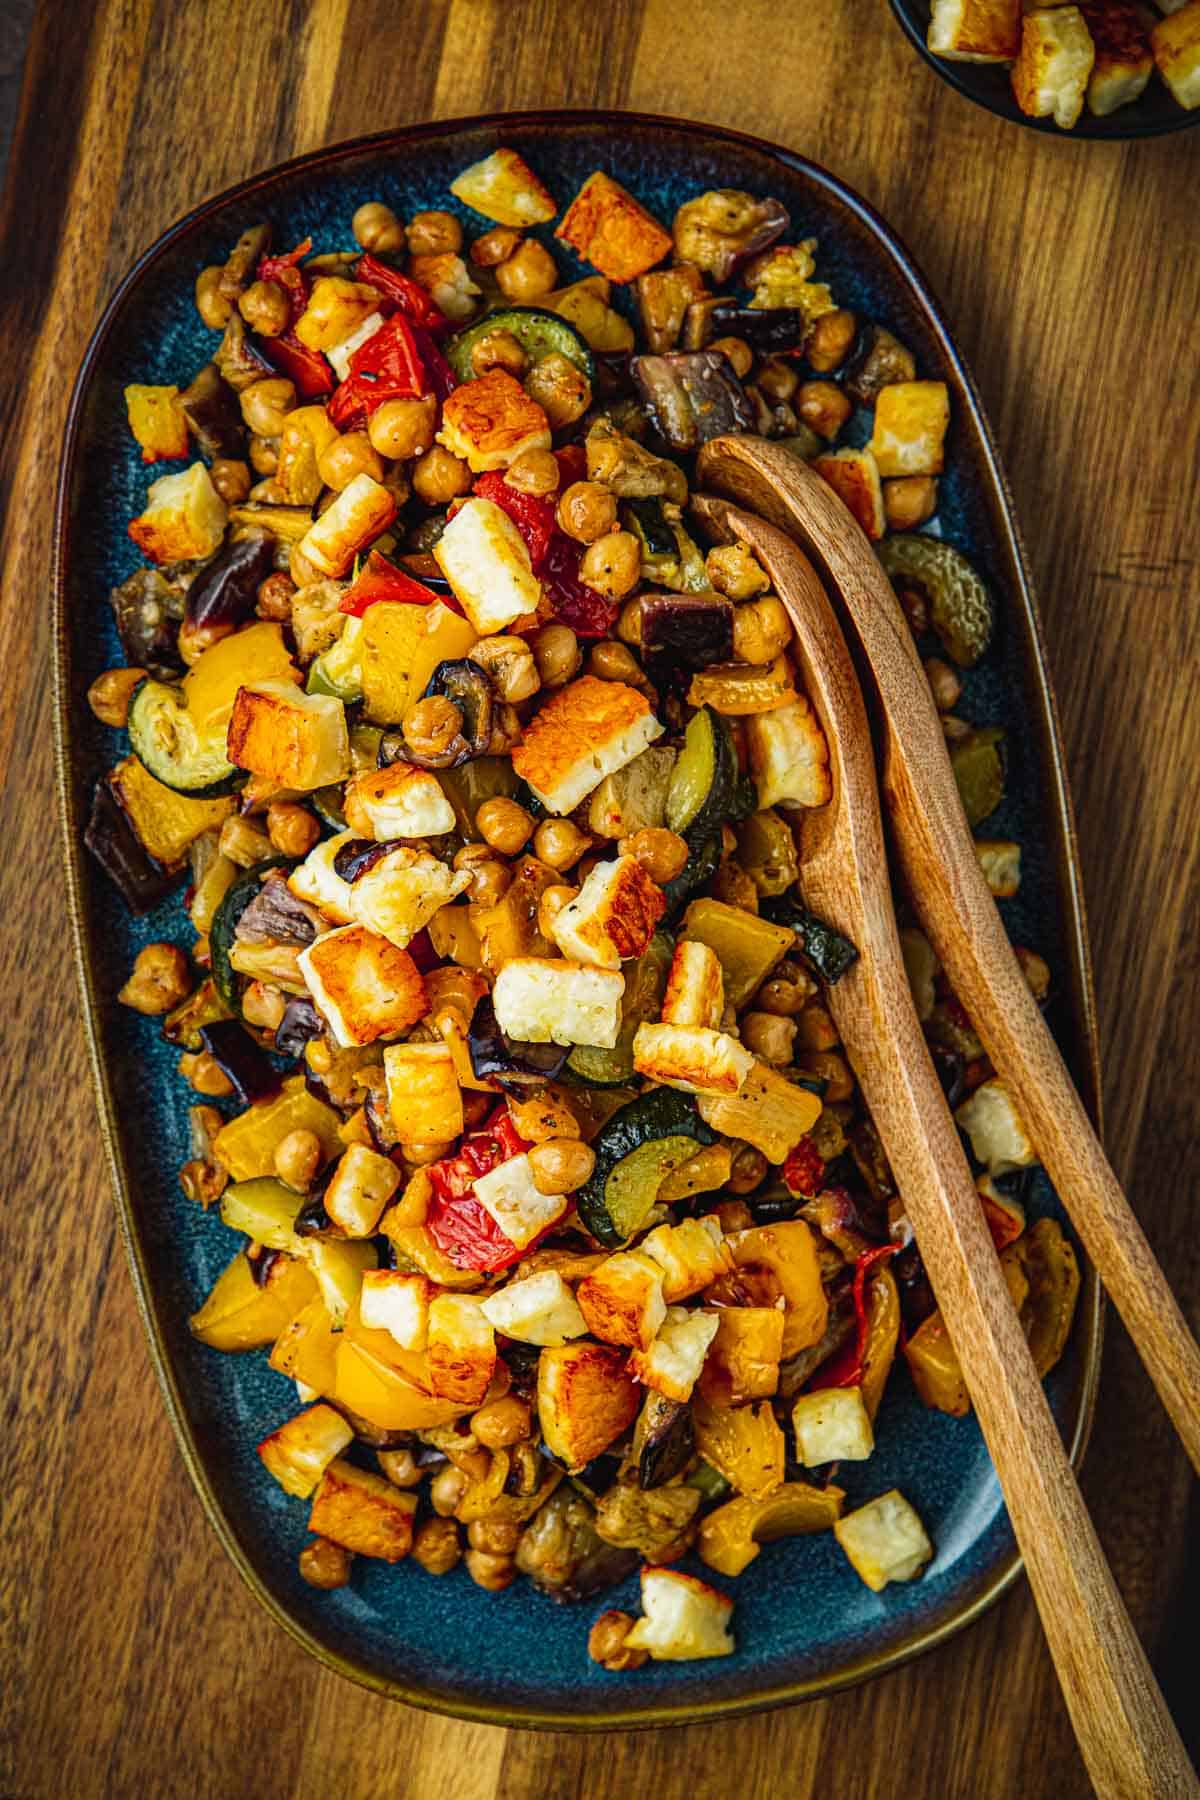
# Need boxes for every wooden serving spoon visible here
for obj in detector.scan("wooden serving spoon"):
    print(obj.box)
[697,434,1200,1479]
[691,496,1196,1800]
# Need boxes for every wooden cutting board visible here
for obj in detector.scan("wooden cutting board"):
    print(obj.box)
[1,3,1196,1796]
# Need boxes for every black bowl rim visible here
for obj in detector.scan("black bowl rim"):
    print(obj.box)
[52,106,1104,1731]
[888,0,1200,140]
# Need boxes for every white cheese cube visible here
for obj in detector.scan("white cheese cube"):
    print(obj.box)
[472,1153,569,1251]
[628,1305,720,1402]
[479,1270,588,1346]
[632,1022,754,1096]
[576,1251,666,1351]
[834,1490,934,1591]
[955,1077,1037,1175]
[359,1270,433,1350]
[288,830,356,924]
[433,496,542,634]
[348,846,469,948]
[342,764,456,840]
[493,957,625,1049]
[326,310,385,382]
[639,1217,729,1302]
[511,675,664,815]
[226,680,351,791]
[660,940,724,1028]
[624,1568,734,1661]
[297,472,397,578]
[550,854,666,970]
[792,1385,875,1466]
[128,461,227,563]
[298,923,427,1048]
[427,1294,495,1406]
[257,1402,354,1499]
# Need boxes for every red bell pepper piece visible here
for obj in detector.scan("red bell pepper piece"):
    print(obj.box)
[473,472,556,573]
[358,253,450,331]
[808,1243,899,1392]
[257,238,312,329]
[782,1134,826,1198]
[410,322,458,399]
[339,549,443,615]
[554,443,587,487]
[424,1110,539,1272]
[260,332,333,399]
[328,312,427,428]
[541,532,620,639]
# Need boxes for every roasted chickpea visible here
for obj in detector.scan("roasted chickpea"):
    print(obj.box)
[797,379,852,441]
[256,570,295,621]
[467,1518,522,1557]
[587,637,642,682]
[465,1548,516,1592]
[455,843,513,905]
[794,1001,839,1052]
[537,883,578,938]
[505,447,560,496]
[623,826,688,884]
[468,635,540,703]
[241,981,286,1032]
[318,430,384,491]
[267,800,320,858]
[87,666,145,728]
[807,308,857,373]
[412,444,472,505]
[239,376,297,439]
[210,457,252,504]
[726,1145,769,1194]
[557,480,617,544]
[716,1197,755,1232]
[195,264,232,329]
[469,225,521,267]
[411,1516,461,1575]
[352,199,405,256]
[471,1394,533,1451]
[477,797,535,856]
[732,595,792,664]
[406,209,462,256]
[712,858,758,912]
[706,542,770,600]
[799,1049,854,1103]
[248,434,279,476]
[470,329,528,378]
[530,622,581,688]
[616,598,644,645]
[177,617,231,666]
[740,1010,797,1065]
[179,1157,227,1207]
[403,694,464,758]
[588,1610,649,1672]
[118,942,191,1015]
[1016,945,1051,1002]
[495,238,558,302]
[367,393,438,461]
[377,1447,423,1489]
[923,656,962,713]
[274,1127,322,1190]
[756,356,799,403]
[528,1137,596,1195]
[178,1050,234,1098]
[406,1138,456,1166]
[430,1464,468,1518]
[238,279,289,338]
[525,352,591,428]
[299,1537,352,1590]
[884,475,938,532]
[709,334,753,378]
[533,818,590,871]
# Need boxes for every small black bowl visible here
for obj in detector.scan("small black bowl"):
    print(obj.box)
[889,0,1200,139]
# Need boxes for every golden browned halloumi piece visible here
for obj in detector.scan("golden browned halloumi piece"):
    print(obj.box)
[536,1341,641,1470]
[632,1022,755,1096]
[928,0,1022,58]
[437,368,552,473]
[298,924,427,1047]
[811,447,886,541]
[226,681,350,790]
[1011,6,1096,126]
[128,463,227,563]
[308,1458,417,1560]
[660,940,725,1029]
[576,1252,667,1351]
[550,854,667,969]
[555,171,673,282]
[1152,0,1200,106]
[450,147,558,225]
[511,674,663,814]
[869,381,951,478]
[1080,1,1153,111]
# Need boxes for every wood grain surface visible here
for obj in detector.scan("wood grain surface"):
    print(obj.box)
[1,4,1196,1797]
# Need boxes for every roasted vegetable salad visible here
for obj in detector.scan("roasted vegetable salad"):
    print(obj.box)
[89,148,1078,1668]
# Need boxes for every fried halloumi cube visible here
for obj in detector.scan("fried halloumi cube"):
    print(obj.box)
[326,309,385,382]
[624,1568,734,1661]
[555,171,673,283]
[322,1143,402,1238]
[869,381,951,478]
[697,1062,823,1161]
[955,1077,1038,1174]
[511,674,664,814]
[359,1270,434,1349]
[227,681,350,790]
[427,1294,496,1406]
[834,1490,933,1591]
[660,939,724,1029]
[298,924,427,1048]
[811,446,886,540]
[347,846,469,948]
[628,1305,721,1402]
[1011,6,1096,126]
[124,383,189,462]
[257,1402,354,1498]
[383,1041,465,1145]
[927,0,1022,59]
[1152,0,1200,105]
[342,763,456,840]
[288,830,356,924]
[1080,1,1153,111]
[632,1022,754,1096]
[308,1457,417,1560]
[128,462,227,563]
[493,957,625,1049]
[293,276,380,351]
[437,369,552,474]
[408,251,481,322]
[296,472,397,578]
[550,854,666,970]
[640,1216,730,1302]
[450,146,558,225]
[792,1385,875,1467]
[536,1340,641,1470]
[698,1306,785,1408]
[479,1269,588,1346]
[472,1152,570,1250]
[577,1251,667,1351]
[745,695,832,811]
[433,494,544,634]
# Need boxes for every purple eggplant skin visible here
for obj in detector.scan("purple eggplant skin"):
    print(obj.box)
[84,779,181,913]
[468,995,569,1092]
[634,1393,695,1490]
[631,351,755,453]
[185,531,275,632]
[701,194,789,283]
[709,304,807,354]
[641,593,734,671]
[274,995,322,1059]
[364,1083,403,1155]
[179,362,247,460]
[332,837,394,883]
[198,1019,283,1105]
[109,566,188,678]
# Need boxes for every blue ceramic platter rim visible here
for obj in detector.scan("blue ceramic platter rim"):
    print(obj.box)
[888,0,1200,140]
[53,110,1102,1730]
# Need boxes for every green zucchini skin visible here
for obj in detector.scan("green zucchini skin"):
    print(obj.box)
[666,705,737,840]
[575,1088,717,1248]
[445,308,594,383]
[761,893,860,985]
[210,856,292,1013]
[659,830,721,925]
[127,678,243,796]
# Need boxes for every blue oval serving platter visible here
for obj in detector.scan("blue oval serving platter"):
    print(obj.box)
[54,111,1101,1728]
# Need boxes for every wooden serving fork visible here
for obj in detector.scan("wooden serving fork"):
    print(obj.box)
[690,495,1196,1800]
[697,434,1200,1480]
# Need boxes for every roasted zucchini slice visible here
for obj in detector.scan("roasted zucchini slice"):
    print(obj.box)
[575,1087,717,1248]
[877,534,995,669]
[665,705,737,838]
[445,307,594,383]
[127,679,242,795]
[210,856,291,1013]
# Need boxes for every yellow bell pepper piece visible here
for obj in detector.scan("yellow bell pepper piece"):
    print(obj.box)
[692,1395,786,1500]
[726,1220,829,1358]
[189,1251,318,1351]
[269,1297,339,1394]
[360,600,477,726]
[213,1075,344,1181]
[698,1481,845,1577]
